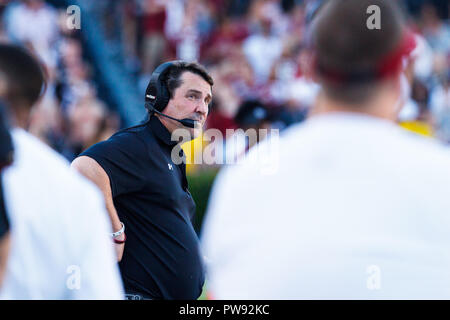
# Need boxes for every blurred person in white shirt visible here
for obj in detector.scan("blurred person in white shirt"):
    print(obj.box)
[243,3,283,84]
[5,0,59,69]
[202,0,450,299]
[0,44,123,299]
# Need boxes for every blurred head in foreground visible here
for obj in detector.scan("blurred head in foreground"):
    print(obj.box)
[310,0,415,120]
[201,0,450,301]
[0,44,45,128]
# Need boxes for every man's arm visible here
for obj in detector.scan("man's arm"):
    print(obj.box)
[71,156,125,261]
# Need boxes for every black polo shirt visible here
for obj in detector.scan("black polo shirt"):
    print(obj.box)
[80,115,204,300]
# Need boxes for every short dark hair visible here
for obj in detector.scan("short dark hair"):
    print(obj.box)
[163,61,213,99]
[0,44,45,112]
[311,0,405,104]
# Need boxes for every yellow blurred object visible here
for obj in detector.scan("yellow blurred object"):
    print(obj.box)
[181,135,205,174]
[399,121,434,137]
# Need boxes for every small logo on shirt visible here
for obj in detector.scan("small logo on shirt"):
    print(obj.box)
[168,163,173,171]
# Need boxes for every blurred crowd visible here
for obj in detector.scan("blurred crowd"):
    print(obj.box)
[0,0,119,161]
[121,0,319,136]
[0,0,449,162]
[118,0,449,142]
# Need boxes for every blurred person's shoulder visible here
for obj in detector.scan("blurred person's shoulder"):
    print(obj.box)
[10,128,72,173]
[234,114,450,177]
[1,130,120,299]
[207,114,450,198]
[4,127,109,234]
[6,128,105,205]
[390,127,450,174]
[279,114,450,176]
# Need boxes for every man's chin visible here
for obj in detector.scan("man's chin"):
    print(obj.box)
[179,120,204,140]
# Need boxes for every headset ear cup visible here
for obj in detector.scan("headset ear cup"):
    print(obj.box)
[154,69,171,112]
[153,78,162,111]
[145,61,176,112]
[145,79,158,111]
[158,83,170,112]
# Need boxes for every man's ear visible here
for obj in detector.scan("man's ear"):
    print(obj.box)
[391,71,410,119]
[301,51,318,83]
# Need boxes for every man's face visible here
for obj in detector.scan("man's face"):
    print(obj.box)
[161,71,212,139]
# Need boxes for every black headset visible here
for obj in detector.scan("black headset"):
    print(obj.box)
[145,61,178,113]
[144,61,196,128]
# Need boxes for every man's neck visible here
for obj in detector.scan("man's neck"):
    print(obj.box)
[11,112,28,130]
[155,114,176,134]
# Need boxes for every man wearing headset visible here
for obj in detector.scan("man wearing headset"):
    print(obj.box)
[72,61,213,300]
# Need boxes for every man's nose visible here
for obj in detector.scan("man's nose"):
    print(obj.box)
[195,100,209,116]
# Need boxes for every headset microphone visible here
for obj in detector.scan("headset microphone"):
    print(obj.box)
[177,118,197,129]
[145,100,197,129]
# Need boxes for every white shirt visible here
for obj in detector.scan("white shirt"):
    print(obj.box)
[202,112,450,299]
[243,34,282,83]
[0,129,123,299]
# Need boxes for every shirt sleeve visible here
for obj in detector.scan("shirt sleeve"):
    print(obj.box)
[80,132,149,197]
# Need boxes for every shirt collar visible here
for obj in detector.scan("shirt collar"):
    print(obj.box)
[148,114,178,146]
